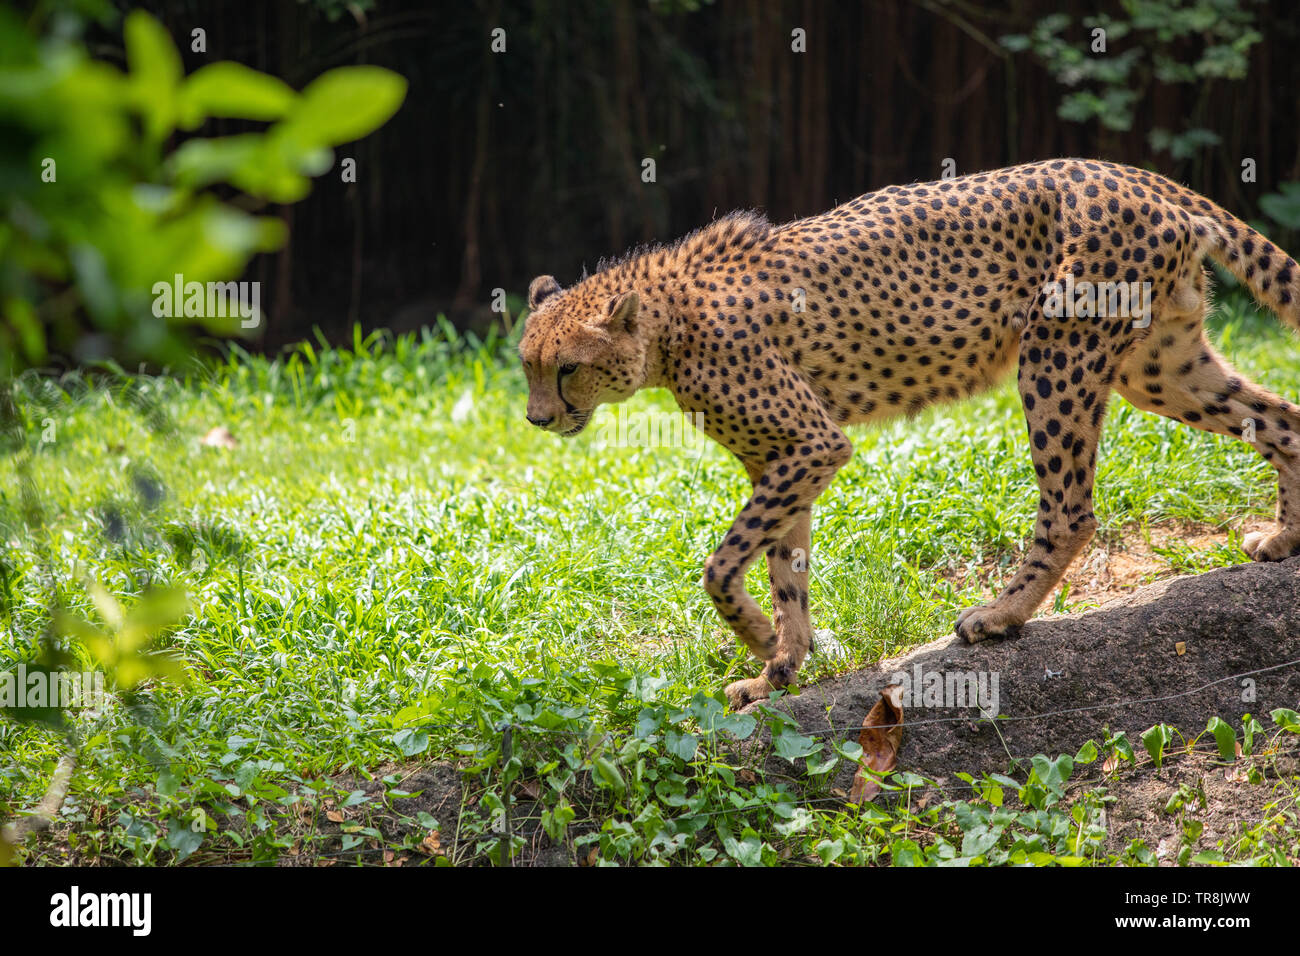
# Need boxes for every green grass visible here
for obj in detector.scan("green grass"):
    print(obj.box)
[2,297,1298,866]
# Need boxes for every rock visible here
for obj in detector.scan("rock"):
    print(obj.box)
[753,557,1300,791]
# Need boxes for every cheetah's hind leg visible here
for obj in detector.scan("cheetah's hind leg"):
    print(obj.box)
[1115,319,1300,562]
[955,290,1113,643]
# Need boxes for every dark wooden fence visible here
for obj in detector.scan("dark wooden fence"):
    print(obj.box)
[127,0,1300,346]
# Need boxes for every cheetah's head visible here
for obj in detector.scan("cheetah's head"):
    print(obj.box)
[517,274,647,437]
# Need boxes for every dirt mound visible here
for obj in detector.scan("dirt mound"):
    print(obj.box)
[758,555,1300,795]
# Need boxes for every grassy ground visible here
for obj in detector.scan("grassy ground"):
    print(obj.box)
[2,296,1299,866]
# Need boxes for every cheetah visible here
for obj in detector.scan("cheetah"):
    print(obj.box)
[519,159,1300,709]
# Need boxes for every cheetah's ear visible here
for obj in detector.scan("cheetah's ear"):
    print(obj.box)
[599,290,640,335]
[528,275,562,311]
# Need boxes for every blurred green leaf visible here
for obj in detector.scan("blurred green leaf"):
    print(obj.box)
[275,65,407,151]
[180,62,297,126]
[124,10,182,143]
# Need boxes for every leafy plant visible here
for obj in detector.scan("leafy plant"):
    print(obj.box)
[0,6,406,864]
[1001,0,1262,160]
[1259,183,1300,231]
[0,6,407,371]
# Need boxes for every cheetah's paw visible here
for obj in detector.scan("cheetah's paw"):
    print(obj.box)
[954,604,1023,644]
[724,676,769,711]
[724,660,797,710]
[1243,529,1300,562]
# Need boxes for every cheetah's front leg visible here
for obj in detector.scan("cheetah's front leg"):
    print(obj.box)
[709,445,850,710]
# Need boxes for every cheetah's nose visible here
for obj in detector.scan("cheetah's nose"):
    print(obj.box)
[527,414,553,428]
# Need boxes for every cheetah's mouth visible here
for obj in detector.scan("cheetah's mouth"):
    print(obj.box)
[555,373,588,436]
[561,413,590,437]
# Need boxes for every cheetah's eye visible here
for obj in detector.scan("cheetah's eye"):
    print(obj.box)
[560,363,578,375]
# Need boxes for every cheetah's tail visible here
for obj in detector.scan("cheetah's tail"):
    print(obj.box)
[1176,190,1300,331]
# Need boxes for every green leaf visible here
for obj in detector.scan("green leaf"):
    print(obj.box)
[890,838,923,867]
[1106,730,1135,764]
[1073,740,1098,765]
[275,65,408,151]
[722,831,765,867]
[771,727,819,762]
[541,800,575,843]
[124,11,182,142]
[654,776,688,807]
[1270,708,1300,733]
[167,134,265,188]
[1242,714,1262,757]
[664,730,698,762]
[711,713,756,740]
[592,757,626,795]
[157,769,180,798]
[634,706,665,738]
[805,753,838,776]
[1260,185,1300,231]
[166,821,203,862]
[774,808,814,837]
[1142,724,1171,769]
[1206,716,1237,761]
[392,729,428,757]
[961,824,1002,857]
[1030,753,1074,793]
[181,62,297,127]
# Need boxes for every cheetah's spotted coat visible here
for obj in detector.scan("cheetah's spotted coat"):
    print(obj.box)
[520,159,1300,708]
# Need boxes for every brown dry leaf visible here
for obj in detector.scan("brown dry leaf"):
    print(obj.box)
[325,810,344,823]
[849,683,904,805]
[516,780,542,800]
[829,787,847,798]
[584,847,599,867]
[738,769,756,785]
[200,425,238,449]
[1175,641,1186,656]
[417,830,443,856]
